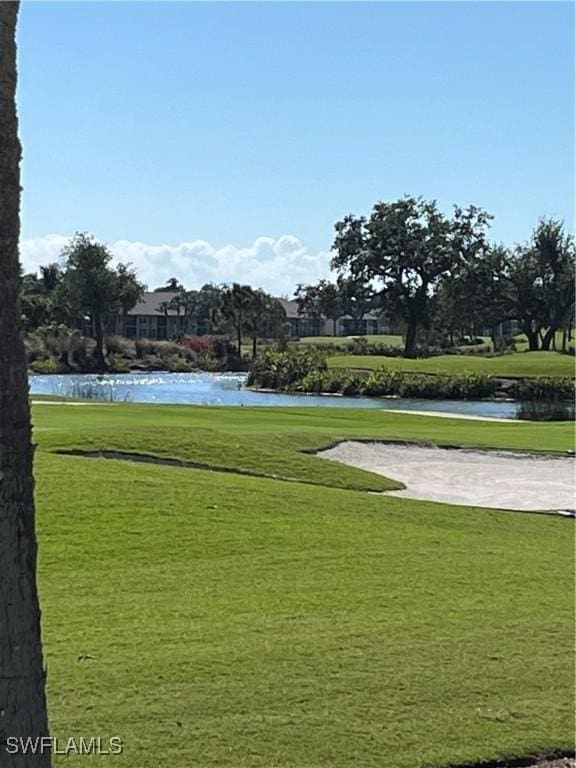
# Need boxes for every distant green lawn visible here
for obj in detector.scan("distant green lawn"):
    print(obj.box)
[514,331,575,353]
[32,403,574,767]
[298,334,404,347]
[329,350,575,378]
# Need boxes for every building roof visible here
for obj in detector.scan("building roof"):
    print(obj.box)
[276,298,304,319]
[127,291,181,316]
[129,291,385,322]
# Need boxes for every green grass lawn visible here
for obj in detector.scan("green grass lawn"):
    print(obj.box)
[32,403,575,767]
[298,334,404,347]
[514,331,575,353]
[328,350,575,378]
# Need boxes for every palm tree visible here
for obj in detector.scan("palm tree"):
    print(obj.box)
[217,284,254,355]
[0,1,51,762]
[163,277,183,292]
[180,290,200,335]
[39,262,62,293]
[116,262,144,336]
[246,290,287,358]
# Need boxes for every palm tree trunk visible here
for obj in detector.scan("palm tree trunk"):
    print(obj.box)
[0,3,51,763]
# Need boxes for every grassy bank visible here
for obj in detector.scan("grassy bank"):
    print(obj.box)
[328,351,575,378]
[34,403,575,461]
[32,404,575,767]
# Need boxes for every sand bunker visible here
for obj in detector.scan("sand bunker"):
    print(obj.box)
[318,442,575,513]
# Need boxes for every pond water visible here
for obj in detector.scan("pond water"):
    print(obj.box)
[28,371,519,418]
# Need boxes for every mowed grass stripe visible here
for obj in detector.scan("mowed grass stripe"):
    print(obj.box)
[37,452,574,768]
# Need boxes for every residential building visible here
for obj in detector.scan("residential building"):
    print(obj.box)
[119,291,186,340]
[274,299,389,337]
[119,292,390,340]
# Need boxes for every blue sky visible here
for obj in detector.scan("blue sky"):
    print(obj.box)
[17,1,574,294]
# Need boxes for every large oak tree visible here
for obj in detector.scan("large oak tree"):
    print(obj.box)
[332,196,492,357]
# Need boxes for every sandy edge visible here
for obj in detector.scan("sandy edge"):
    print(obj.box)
[317,441,575,513]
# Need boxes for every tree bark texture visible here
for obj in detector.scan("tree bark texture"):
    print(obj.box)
[0,3,51,764]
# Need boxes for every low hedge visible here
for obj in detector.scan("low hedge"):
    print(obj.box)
[508,377,575,401]
[294,369,496,400]
[249,349,574,401]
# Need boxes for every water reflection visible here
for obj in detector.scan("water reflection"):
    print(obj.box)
[28,371,519,418]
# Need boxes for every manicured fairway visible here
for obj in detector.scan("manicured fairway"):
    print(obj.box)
[34,402,575,468]
[32,404,575,767]
[328,351,575,378]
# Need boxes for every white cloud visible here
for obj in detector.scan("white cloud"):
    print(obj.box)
[20,234,333,297]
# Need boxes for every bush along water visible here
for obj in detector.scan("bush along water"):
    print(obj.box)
[249,350,575,402]
[510,376,575,422]
[249,350,499,400]
[247,348,328,390]
[508,377,575,402]
[517,399,575,422]
[295,369,497,399]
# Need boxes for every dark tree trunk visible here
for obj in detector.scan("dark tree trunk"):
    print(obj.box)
[490,325,499,352]
[561,328,567,353]
[236,328,242,356]
[404,320,418,358]
[252,335,257,359]
[332,318,337,337]
[0,2,51,763]
[93,312,106,371]
[540,327,556,351]
[526,332,539,351]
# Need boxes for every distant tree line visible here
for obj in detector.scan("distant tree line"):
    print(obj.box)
[22,200,575,366]
[21,233,143,369]
[21,233,290,369]
[298,197,575,358]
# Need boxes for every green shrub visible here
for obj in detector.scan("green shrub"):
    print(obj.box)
[135,338,155,359]
[296,370,366,397]
[251,351,498,400]
[518,399,575,421]
[196,352,224,372]
[363,370,404,396]
[509,377,575,401]
[106,353,130,373]
[248,348,327,390]
[25,335,46,363]
[362,370,496,399]
[164,355,194,373]
[152,341,184,360]
[105,335,133,356]
[298,370,326,393]
[140,355,166,372]
[340,372,366,396]
[29,357,66,374]
[350,337,369,355]
[365,344,405,358]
